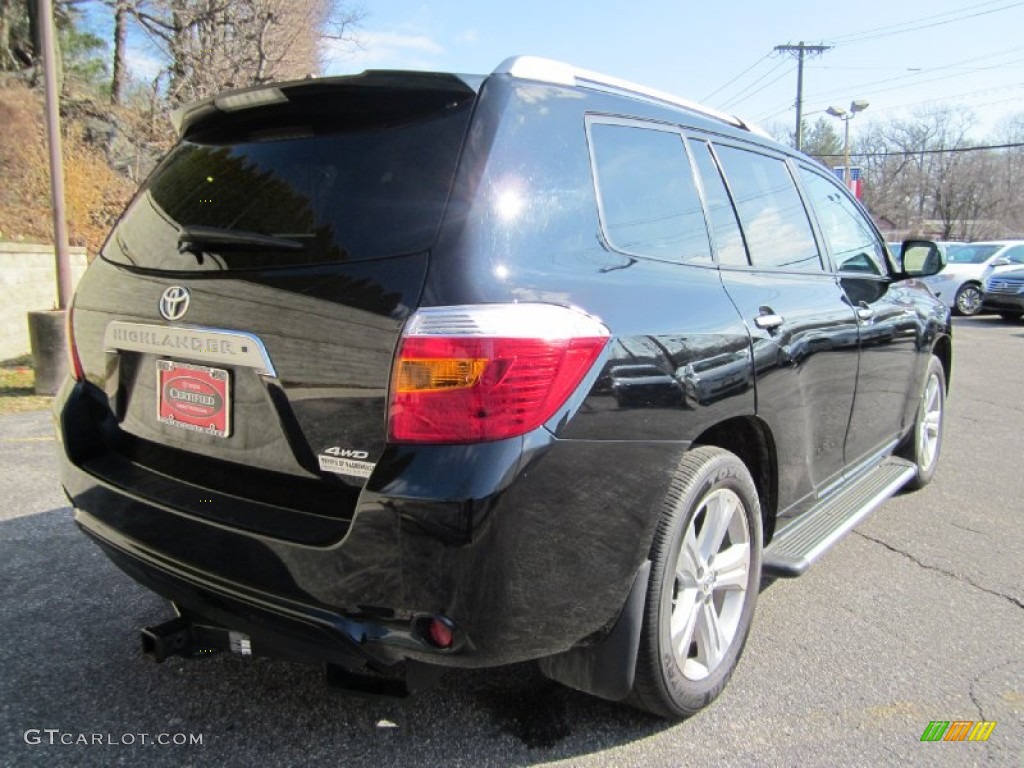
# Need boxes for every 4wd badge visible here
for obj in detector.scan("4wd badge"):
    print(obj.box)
[318,446,375,479]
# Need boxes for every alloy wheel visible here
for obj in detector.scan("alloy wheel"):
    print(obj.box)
[918,372,943,472]
[955,285,982,315]
[670,488,751,681]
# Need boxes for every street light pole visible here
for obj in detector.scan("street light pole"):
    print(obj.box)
[826,100,869,194]
[843,115,851,194]
[39,0,72,309]
[28,0,74,395]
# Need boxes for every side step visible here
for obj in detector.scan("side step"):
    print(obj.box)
[763,458,916,577]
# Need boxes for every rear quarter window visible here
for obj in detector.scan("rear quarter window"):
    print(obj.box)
[588,120,711,265]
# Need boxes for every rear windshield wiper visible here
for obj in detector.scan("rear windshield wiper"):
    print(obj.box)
[177,225,306,254]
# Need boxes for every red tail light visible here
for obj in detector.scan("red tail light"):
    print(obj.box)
[388,304,610,444]
[66,305,85,382]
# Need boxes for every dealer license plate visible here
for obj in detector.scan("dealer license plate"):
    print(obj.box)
[156,360,231,438]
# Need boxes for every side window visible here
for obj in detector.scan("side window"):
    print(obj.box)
[713,144,822,271]
[799,167,885,275]
[589,122,711,264]
[689,139,749,266]
[1003,245,1024,264]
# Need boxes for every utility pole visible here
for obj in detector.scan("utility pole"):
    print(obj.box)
[775,42,832,152]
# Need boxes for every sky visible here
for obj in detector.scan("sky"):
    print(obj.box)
[308,0,1024,141]
[110,0,1024,141]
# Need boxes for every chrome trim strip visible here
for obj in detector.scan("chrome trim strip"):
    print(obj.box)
[404,303,610,339]
[103,321,277,377]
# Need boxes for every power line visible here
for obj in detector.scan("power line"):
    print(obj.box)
[718,60,793,111]
[791,80,1024,125]
[815,141,1024,159]
[827,0,1024,45]
[700,52,773,102]
[756,44,1024,123]
[800,45,1024,105]
[756,10,1024,126]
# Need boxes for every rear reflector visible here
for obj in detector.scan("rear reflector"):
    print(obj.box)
[388,304,610,444]
[428,618,454,649]
[66,305,85,382]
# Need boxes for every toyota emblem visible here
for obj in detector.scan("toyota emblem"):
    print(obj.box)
[159,286,191,321]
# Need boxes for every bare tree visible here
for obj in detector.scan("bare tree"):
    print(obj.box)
[110,1,128,102]
[858,107,999,238]
[103,0,362,105]
[993,112,1024,235]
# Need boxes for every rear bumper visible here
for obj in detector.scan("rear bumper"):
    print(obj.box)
[78,510,422,668]
[58,379,683,669]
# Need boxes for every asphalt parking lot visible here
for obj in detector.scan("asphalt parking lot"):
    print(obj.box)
[1,315,1021,767]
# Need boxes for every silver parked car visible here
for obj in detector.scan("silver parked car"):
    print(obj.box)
[920,241,1024,315]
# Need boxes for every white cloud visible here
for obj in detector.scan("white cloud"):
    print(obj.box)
[456,29,480,45]
[322,31,445,74]
[126,45,164,82]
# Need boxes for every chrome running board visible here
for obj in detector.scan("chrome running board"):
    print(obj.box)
[763,458,916,577]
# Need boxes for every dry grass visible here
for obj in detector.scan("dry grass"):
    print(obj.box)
[0,81,136,255]
[0,357,52,415]
[0,84,51,245]
[63,127,136,252]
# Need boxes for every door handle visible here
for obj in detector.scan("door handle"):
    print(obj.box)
[754,311,784,330]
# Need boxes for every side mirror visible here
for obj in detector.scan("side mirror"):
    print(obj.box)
[901,240,945,278]
[990,257,1011,267]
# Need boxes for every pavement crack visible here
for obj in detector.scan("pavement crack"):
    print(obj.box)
[949,521,986,537]
[853,531,1024,611]
[968,672,986,721]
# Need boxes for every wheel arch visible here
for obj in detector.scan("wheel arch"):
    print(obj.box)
[692,415,778,543]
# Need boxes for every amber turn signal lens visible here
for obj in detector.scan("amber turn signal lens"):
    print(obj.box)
[395,358,488,392]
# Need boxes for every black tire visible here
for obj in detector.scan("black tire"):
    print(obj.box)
[901,355,946,490]
[629,446,762,720]
[953,283,982,316]
[999,312,1023,323]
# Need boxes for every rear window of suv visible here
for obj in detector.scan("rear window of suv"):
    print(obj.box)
[102,83,475,271]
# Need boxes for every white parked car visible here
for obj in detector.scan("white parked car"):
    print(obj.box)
[921,241,1024,315]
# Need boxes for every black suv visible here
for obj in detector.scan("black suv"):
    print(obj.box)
[56,56,952,719]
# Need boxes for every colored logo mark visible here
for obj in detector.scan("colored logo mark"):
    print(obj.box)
[920,721,996,742]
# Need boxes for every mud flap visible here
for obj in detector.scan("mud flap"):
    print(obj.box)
[537,559,651,701]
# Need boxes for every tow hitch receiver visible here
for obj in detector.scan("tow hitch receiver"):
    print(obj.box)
[141,616,238,662]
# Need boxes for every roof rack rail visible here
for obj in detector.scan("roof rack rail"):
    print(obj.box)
[494,55,763,134]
